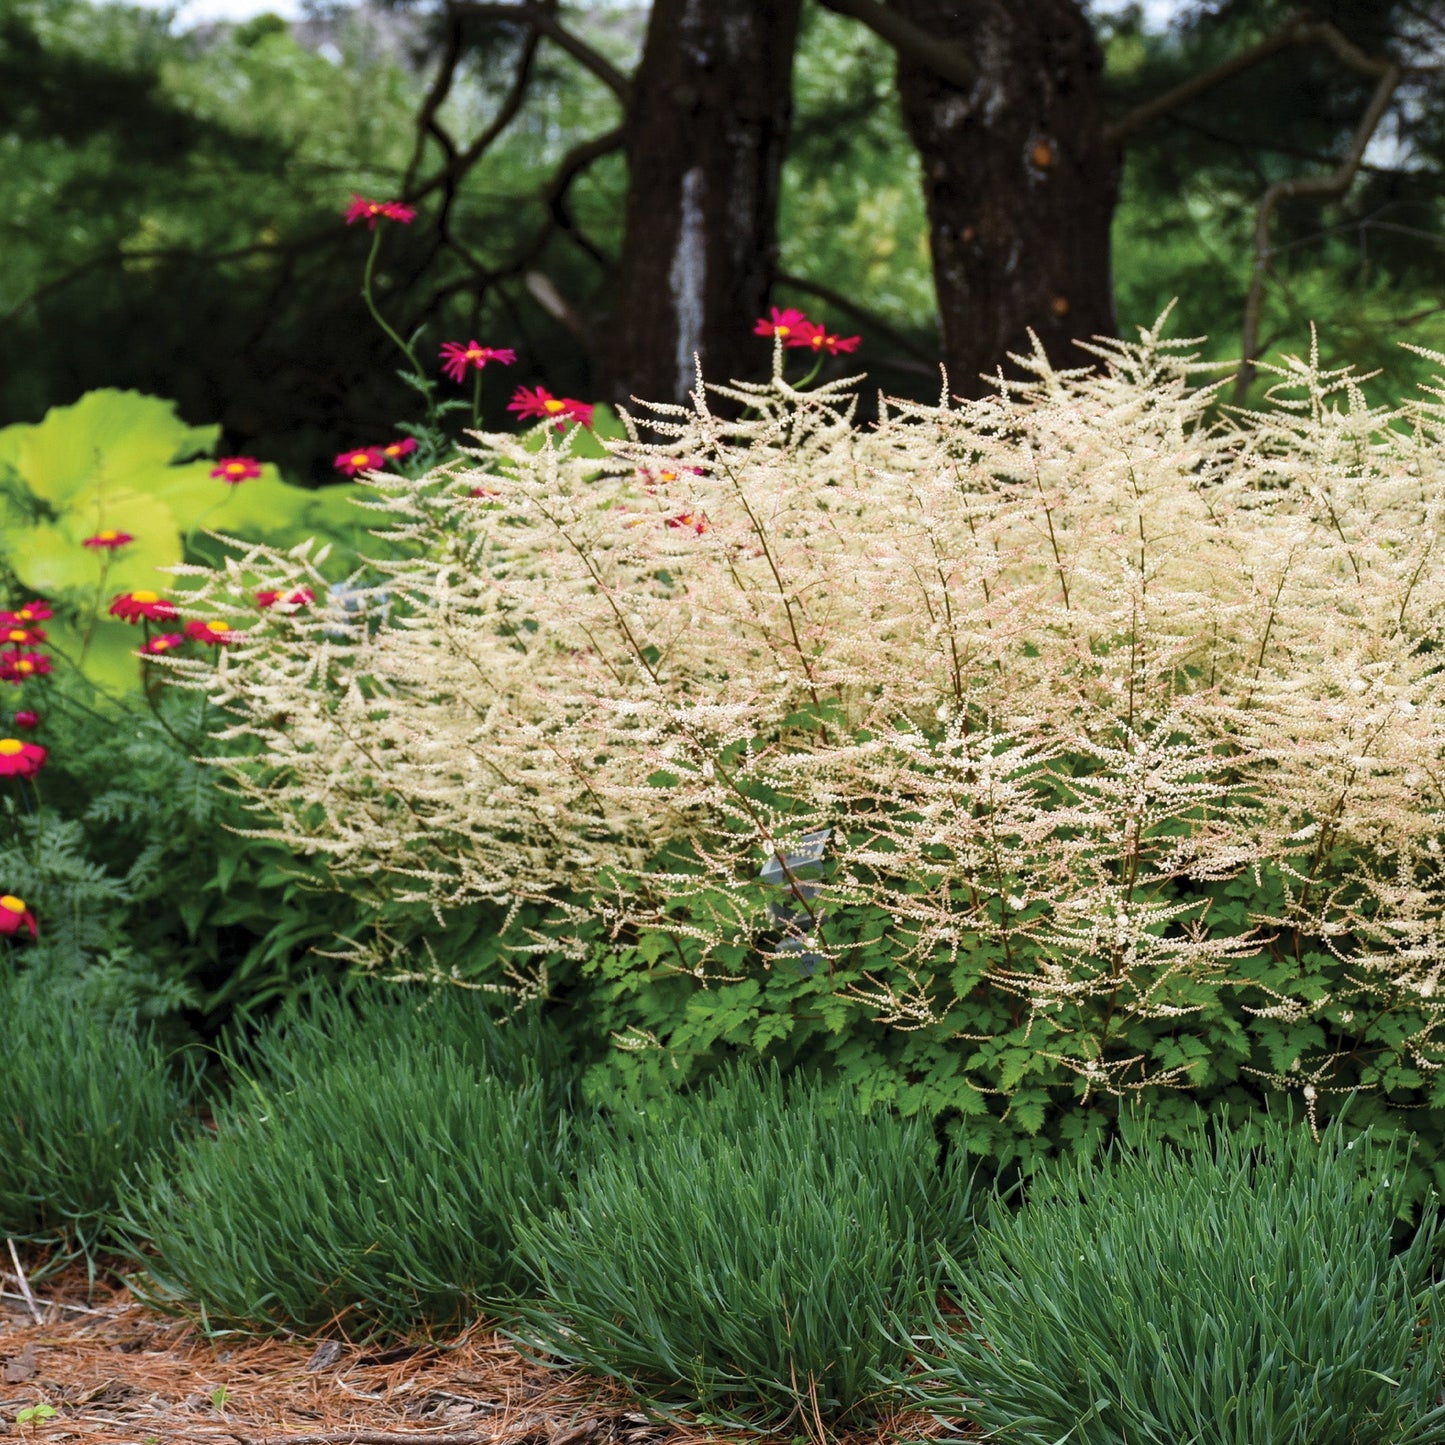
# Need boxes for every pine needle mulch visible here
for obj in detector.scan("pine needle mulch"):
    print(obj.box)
[0,1268,956,1445]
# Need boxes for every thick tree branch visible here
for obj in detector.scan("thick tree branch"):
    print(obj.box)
[447,1,633,105]
[815,0,975,90]
[1107,16,1400,146]
[402,9,465,195]
[1237,51,1402,398]
[1106,13,1310,144]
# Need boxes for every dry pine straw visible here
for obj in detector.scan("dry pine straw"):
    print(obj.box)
[0,1267,956,1445]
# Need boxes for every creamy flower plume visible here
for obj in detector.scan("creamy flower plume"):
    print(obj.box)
[170,318,1445,1104]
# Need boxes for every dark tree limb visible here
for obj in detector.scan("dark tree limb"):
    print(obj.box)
[1237,46,1402,398]
[815,0,975,89]
[1106,16,1407,146]
[447,1,633,104]
[402,7,466,196]
[1105,12,1312,144]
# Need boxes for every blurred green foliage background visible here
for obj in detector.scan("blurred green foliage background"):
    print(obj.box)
[2,0,1444,478]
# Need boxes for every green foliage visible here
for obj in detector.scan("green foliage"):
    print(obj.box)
[914,1115,1445,1445]
[511,1065,971,1430]
[133,985,577,1335]
[0,389,369,694]
[580,840,1445,1201]
[0,684,363,1029]
[0,960,195,1257]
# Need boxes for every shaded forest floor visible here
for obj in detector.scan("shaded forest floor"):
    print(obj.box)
[0,1264,954,1445]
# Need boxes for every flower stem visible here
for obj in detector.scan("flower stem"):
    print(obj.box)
[362,226,423,381]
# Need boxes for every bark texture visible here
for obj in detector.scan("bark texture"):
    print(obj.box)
[891,0,1119,395]
[604,0,802,409]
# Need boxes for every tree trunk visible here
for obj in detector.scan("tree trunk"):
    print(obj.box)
[891,0,1119,396]
[604,0,803,410]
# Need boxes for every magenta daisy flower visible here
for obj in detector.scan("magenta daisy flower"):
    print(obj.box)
[211,456,262,485]
[0,652,51,684]
[0,737,46,778]
[109,590,178,624]
[439,342,517,383]
[753,306,809,341]
[344,195,417,229]
[334,446,384,478]
[83,530,133,550]
[0,602,51,626]
[140,633,186,656]
[507,385,594,430]
[185,619,242,647]
[0,894,37,940]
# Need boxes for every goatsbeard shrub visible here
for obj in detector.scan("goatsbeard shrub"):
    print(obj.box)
[170,318,1445,1180]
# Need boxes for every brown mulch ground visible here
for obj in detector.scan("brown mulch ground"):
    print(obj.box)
[0,1262,953,1445]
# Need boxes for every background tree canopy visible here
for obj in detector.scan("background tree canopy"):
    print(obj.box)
[2,0,1443,481]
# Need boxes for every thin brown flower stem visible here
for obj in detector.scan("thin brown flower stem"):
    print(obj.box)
[714,453,831,743]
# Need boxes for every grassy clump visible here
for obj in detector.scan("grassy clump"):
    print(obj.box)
[134,985,575,1335]
[511,1064,971,1430]
[0,963,194,1258]
[916,1115,1445,1445]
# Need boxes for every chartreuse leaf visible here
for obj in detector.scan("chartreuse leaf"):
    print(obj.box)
[0,389,370,693]
[0,390,198,507]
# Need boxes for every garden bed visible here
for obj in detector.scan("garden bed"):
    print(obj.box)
[0,1266,950,1445]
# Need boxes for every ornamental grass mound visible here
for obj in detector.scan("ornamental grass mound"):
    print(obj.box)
[510,1064,973,1430]
[134,985,576,1335]
[0,962,194,1258]
[914,1114,1445,1445]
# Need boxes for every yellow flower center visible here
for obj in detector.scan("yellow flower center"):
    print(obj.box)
[6,630,24,643]
[98,530,118,541]
[351,453,370,465]
[466,348,484,360]
[0,738,22,755]
[543,399,566,414]
[132,590,159,604]
[0,895,24,914]
[227,462,247,475]
[207,620,231,634]
[15,661,32,674]
[152,639,171,651]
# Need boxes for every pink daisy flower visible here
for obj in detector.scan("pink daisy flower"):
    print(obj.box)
[334,446,384,478]
[109,590,178,624]
[507,386,594,431]
[83,530,133,550]
[381,438,418,463]
[754,306,810,341]
[787,320,861,355]
[0,737,46,778]
[140,633,186,656]
[0,652,51,683]
[0,894,37,940]
[0,602,51,626]
[185,619,242,647]
[211,457,262,485]
[256,587,316,610]
[344,195,417,229]
[439,342,517,383]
